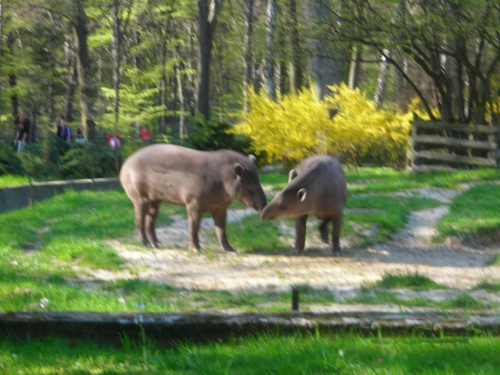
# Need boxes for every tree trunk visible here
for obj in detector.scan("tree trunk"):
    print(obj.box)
[347,46,361,90]
[289,0,303,92]
[264,0,276,100]
[196,0,224,119]
[6,32,18,127]
[159,33,167,135]
[374,48,390,106]
[73,0,97,140]
[307,0,344,99]
[64,57,78,122]
[111,0,122,132]
[0,0,3,119]
[242,0,254,111]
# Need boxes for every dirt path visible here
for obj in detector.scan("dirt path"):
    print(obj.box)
[91,186,500,311]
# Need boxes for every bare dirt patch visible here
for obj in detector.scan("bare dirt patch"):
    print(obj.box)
[88,186,500,313]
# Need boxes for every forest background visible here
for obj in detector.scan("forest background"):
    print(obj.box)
[0,0,499,175]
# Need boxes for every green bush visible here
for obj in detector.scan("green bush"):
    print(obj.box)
[0,142,23,176]
[187,117,252,154]
[19,143,51,181]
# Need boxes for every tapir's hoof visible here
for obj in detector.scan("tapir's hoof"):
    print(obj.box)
[225,248,238,253]
[152,242,164,249]
[332,250,343,257]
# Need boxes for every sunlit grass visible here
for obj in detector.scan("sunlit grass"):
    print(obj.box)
[372,272,445,291]
[0,174,30,186]
[436,184,500,240]
[1,334,499,374]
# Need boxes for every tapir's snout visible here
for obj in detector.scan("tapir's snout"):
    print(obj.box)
[260,203,274,220]
[253,190,267,212]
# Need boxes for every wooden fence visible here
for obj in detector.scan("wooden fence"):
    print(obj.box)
[408,120,499,172]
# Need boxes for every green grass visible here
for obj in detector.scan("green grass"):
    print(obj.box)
[346,167,500,194]
[475,279,500,292]
[373,272,445,291]
[487,255,500,266]
[348,290,495,311]
[344,195,441,244]
[1,167,500,313]
[442,293,488,310]
[0,174,30,186]
[436,184,500,240]
[1,334,499,374]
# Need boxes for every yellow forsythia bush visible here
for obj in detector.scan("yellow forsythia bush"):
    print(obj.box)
[233,83,412,167]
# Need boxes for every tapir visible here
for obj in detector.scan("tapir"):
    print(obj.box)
[261,155,347,255]
[119,144,267,252]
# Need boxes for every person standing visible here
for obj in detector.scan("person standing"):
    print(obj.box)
[139,126,152,142]
[56,117,71,142]
[13,111,30,152]
[75,127,87,145]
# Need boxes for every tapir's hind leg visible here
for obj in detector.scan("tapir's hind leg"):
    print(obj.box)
[145,201,162,248]
[133,202,148,247]
[187,203,202,251]
[331,213,343,256]
[319,219,330,244]
[294,215,308,253]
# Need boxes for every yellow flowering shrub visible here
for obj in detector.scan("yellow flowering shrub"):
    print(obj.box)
[324,84,412,166]
[234,84,412,167]
[233,87,331,165]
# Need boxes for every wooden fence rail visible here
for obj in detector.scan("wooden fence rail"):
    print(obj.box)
[408,120,499,172]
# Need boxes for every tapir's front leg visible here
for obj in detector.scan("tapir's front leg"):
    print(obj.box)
[294,215,308,253]
[212,208,236,252]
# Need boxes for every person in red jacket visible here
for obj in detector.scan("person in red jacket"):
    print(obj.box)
[139,126,152,142]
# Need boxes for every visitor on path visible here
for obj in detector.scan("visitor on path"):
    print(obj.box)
[56,117,71,142]
[13,111,30,152]
[106,133,122,148]
[75,128,87,145]
[140,126,152,142]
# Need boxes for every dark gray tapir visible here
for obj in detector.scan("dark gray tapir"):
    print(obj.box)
[120,144,267,252]
[261,155,347,255]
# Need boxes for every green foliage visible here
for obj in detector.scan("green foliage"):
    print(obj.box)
[58,143,119,180]
[187,117,252,153]
[19,143,50,181]
[0,142,23,176]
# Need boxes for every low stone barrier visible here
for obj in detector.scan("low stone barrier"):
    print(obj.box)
[0,178,122,213]
[0,311,498,344]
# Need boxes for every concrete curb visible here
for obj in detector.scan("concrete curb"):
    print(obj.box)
[0,178,122,213]
[1,311,499,344]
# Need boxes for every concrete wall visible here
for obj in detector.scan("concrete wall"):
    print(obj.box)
[0,178,122,213]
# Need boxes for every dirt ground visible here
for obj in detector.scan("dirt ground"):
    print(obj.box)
[95,185,500,313]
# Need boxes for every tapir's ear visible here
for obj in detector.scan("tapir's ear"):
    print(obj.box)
[234,163,244,177]
[288,169,298,182]
[248,155,257,164]
[297,188,307,202]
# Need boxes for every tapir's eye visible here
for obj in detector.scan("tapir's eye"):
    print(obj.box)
[297,188,307,202]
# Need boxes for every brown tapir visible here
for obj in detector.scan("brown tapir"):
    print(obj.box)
[261,155,347,255]
[119,144,267,252]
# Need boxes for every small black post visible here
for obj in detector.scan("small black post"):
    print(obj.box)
[292,288,299,311]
